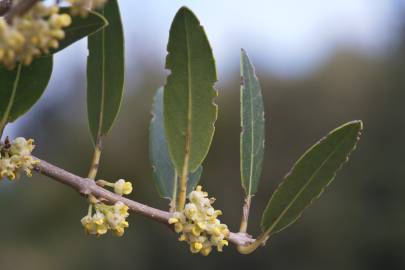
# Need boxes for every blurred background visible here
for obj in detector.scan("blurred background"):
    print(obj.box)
[1,0,405,269]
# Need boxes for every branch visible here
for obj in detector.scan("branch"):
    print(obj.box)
[4,0,39,22]
[33,156,255,246]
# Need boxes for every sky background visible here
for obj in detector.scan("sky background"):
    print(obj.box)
[6,0,405,136]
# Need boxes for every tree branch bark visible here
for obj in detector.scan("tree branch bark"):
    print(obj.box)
[33,156,255,246]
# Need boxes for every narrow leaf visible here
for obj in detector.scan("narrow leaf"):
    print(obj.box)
[0,57,53,133]
[164,7,218,174]
[240,49,265,197]
[150,88,203,200]
[261,121,362,236]
[87,0,124,143]
[51,8,108,54]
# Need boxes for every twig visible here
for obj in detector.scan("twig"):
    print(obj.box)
[87,137,102,179]
[239,196,251,233]
[33,156,255,246]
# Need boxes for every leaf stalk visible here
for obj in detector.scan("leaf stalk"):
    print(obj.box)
[87,137,102,179]
[239,196,251,233]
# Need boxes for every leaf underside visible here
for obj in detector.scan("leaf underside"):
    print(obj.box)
[261,121,363,236]
[87,0,124,143]
[150,88,203,200]
[240,49,265,197]
[164,7,218,174]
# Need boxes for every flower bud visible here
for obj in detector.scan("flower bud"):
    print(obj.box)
[114,179,133,195]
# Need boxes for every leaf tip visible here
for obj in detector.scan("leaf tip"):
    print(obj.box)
[352,120,363,130]
[344,120,363,135]
[240,48,250,61]
[176,6,198,20]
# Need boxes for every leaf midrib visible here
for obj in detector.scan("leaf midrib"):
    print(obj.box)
[263,127,354,235]
[183,13,193,171]
[96,9,106,139]
[0,64,22,135]
[246,60,256,197]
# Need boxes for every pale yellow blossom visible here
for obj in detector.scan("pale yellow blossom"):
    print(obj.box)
[0,137,39,181]
[169,186,230,256]
[81,201,130,237]
[0,2,72,69]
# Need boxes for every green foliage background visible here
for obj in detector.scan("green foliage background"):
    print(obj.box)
[0,9,405,270]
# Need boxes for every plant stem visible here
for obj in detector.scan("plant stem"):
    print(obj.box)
[177,132,191,211]
[239,196,251,233]
[32,156,255,247]
[237,232,269,254]
[87,137,102,179]
[0,63,22,139]
[177,164,188,211]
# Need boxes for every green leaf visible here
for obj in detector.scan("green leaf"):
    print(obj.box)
[150,88,203,200]
[51,8,108,54]
[261,121,362,237]
[164,7,218,174]
[87,0,124,143]
[240,49,265,197]
[0,57,53,133]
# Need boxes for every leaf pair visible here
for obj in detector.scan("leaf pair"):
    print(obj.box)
[0,9,108,136]
[150,7,217,208]
[239,50,363,247]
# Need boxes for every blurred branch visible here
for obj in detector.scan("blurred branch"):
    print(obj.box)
[33,156,255,246]
[4,0,39,22]
[0,0,12,16]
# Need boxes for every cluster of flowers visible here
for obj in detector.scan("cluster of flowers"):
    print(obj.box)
[0,1,72,69]
[68,0,107,17]
[169,186,230,256]
[81,200,130,237]
[81,179,133,236]
[0,137,39,180]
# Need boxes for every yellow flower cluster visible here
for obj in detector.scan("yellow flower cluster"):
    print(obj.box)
[0,137,39,180]
[81,201,130,237]
[68,0,107,17]
[82,178,133,236]
[169,186,230,256]
[0,2,72,69]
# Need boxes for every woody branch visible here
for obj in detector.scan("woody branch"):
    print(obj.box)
[32,156,255,246]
